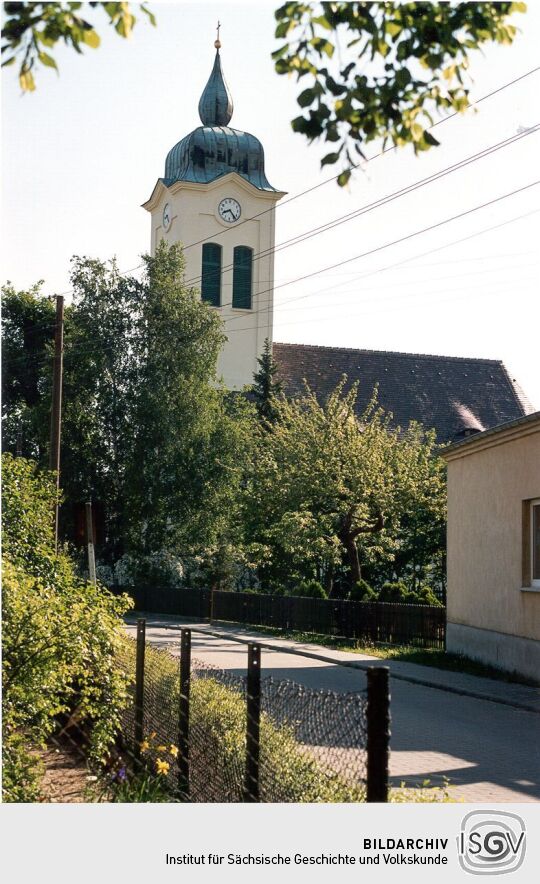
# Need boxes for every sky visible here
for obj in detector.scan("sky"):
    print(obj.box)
[2,1,540,407]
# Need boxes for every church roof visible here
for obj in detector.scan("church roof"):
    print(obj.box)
[163,47,277,192]
[272,342,532,443]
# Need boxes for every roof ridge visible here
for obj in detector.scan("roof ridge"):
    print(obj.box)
[273,341,504,365]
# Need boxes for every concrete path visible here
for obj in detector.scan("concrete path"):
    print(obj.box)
[125,616,540,803]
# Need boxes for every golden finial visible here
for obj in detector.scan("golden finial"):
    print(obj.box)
[214,20,221,49]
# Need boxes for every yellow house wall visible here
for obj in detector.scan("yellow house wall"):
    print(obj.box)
[447,429,540,641]
[147,175,282,390]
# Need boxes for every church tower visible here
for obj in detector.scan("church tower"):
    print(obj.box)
[142,32,285,390]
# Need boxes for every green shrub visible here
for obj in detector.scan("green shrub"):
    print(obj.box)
[1,731,44,803]
[349,579,377,602]
[376,580,443,607]
[2,455,133,802]
[377,581,412,603]
[126,642,362,802]
[117,641,453,803]
[413,584,443,607]
[292,579,327,599]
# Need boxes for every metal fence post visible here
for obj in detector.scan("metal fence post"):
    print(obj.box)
[134,618,146,764]
[244,642,261,802]
[366,666,390,802]
[178,628,191,799]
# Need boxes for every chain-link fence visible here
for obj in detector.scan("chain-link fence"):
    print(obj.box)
[117,619,390,803]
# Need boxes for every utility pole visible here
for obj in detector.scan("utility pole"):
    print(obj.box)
[85,501,97,585]
[49,295,64,551]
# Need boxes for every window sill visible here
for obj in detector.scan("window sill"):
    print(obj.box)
[521,586,540,593]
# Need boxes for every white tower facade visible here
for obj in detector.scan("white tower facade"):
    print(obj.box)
[143,41,285,390]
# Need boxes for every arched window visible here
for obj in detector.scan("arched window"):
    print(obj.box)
[201,243,222,306]
[232,246,253,309]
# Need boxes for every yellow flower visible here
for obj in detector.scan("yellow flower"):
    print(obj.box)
[140,740,150,753]
[169,745,179,758]
[156,759,170,776]
[156,745,167,753]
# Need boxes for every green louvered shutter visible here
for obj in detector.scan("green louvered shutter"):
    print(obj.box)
[232,246,253,309]
[201,243,222,306]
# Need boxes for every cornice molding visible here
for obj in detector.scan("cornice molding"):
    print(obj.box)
[142,173,286,213]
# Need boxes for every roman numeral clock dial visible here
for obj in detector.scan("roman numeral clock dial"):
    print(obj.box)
[218,197,241,223]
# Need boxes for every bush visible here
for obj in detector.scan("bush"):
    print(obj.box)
[291,579,327,599]
[413,584,444,608]
[2,455,133,801]
[268,582,287,596]
[377,581,412,603]
[376,581,442,606]
[117,641,453,804]
[349,579,377,602]
[119,641,362,802]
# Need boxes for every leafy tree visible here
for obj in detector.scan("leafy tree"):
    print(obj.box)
[251,337,283,423]
[1,282,55,460]
[273,1,526,184]
[244,381,445,591]
[58,255,144,561]
[123,243,255,567]
[2,242,254,577]
[1,1,156,92]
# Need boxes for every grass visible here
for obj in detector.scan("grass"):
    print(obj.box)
[231,624,539,687]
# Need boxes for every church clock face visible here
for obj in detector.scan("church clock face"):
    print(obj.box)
[162,203,172,231]
[218,197,241,223]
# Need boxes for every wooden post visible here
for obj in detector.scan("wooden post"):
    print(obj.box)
[178,628,191,799]
[244,642,261,802]
[49,295,64,552]
[85,501,97,585]
[366,666,390,802]
[134,618,146,764]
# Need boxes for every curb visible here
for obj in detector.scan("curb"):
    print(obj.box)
[125,613,540,716]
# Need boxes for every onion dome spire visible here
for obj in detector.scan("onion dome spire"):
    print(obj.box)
[198,24,233,127]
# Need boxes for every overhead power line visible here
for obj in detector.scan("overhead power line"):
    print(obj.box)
[30,64,540,302]
[14,120,539,338]
[231,206,540,317]
[220,182,540,334]
[182,125,539,291]
[176,64,540,255]
[6,185,539,370]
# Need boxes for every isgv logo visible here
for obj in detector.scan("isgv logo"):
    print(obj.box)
[458,811,526,875]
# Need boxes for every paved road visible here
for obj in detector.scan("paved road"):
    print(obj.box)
[125,618,540,803]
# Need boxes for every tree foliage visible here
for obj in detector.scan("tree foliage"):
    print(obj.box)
[243,381,445,592]
[2,243,254,580]
[1,282,55,460]
[2,454,132,801]
[251,337,283,424]
[122,243,253,560]
[273,1,526,184]
[1,1,156,92]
